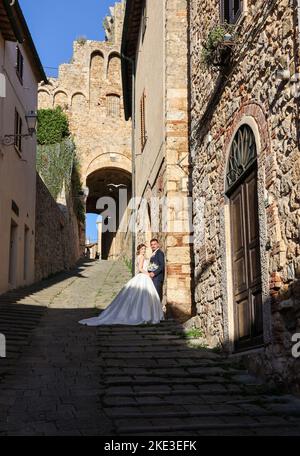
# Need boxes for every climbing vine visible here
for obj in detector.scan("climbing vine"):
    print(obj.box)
[37,107,70,145]
[36,138,75,200]
[71,157,86,225]
[36,107,85,224]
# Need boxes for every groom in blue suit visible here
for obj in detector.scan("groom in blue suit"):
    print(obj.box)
[148,239,165,300]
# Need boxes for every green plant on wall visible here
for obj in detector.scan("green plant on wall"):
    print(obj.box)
[201,23,236,68]
[71,157,86,225]
[37,107,70,145]
[36,107,85,224]
[36,138,75,200]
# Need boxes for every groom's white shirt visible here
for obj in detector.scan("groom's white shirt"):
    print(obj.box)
[151,248,159,258]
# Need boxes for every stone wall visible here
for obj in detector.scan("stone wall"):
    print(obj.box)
[164,0,193,321]
[35,174,81,281]
[190,0,300,389]
[132,0,193,321]
[38,1,132,262]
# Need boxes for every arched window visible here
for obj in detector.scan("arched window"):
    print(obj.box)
[106,94,120,118]
[226,124,263,351]
[226,124,257,194]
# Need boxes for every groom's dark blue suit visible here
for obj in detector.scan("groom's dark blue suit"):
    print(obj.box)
[149,249,165,300]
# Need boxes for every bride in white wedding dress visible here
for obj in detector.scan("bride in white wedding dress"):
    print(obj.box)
[79,244,164,326]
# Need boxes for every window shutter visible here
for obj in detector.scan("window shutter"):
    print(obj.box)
[19,117,22,151]
[15,109,19,147]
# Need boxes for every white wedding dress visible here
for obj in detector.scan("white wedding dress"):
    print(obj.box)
[79,256,164,326]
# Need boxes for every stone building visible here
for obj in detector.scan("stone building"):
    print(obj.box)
[38,1,132,261]
[0,0,47,294]
[190,0,300,389]
[121,0,193,319]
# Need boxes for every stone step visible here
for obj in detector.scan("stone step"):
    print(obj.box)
[101,350,222,359]
[101,370,247,381]
[103,388,270,398]
[103,396,272,408]
[106,408,293,420]
[102,367,247,376]
[117,421,300,435]
[102,378,264,391]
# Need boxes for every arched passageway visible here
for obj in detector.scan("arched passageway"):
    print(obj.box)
[86,167,132,260]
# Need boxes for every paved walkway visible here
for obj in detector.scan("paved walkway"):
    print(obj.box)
[0,260,300,436]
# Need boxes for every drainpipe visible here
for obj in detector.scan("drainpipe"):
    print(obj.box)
[122,54,136,277]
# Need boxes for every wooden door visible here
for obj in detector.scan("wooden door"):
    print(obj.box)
[230,167,263,350]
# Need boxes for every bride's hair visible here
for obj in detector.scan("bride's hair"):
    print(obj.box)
[136,243,146,255]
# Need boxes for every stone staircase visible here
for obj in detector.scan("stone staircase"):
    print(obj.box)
[97,321,300,436]
[1,259,300,436]
[0,260,96,381]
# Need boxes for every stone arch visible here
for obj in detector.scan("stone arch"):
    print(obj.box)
[85,166,132,260]
[71,92,87,110]
[89,51,104,106]
[107,52,121,82]
[53,90,68,109]
[221,103,272,352]
[38,89,52,109]
[84,152,132,182]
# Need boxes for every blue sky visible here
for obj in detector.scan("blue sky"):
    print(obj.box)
[20,0,114,78]
[19,0,113,243]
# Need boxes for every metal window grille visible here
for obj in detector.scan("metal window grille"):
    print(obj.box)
[107,94,120,117]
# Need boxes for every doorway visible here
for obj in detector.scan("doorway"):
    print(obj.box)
[226,125,263,350]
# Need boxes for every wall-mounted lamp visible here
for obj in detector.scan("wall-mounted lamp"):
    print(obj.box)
[1,110,37,146]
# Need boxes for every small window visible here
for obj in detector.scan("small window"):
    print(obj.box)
[107,94,120,117]
[140,91,147,151]
[221,0,243,24]
[16,47,24,84]
[14,109,22,152]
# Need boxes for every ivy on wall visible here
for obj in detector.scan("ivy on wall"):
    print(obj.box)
[36,138,75,200]
[71,157,86,225]
[36,107,85,224]
[37,107,70,145]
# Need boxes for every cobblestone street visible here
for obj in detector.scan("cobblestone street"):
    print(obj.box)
[0,260,300,436]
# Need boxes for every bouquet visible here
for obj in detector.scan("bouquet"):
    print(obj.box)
[148,262,159,273]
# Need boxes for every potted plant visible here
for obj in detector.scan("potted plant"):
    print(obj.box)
[201,23,236,68]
